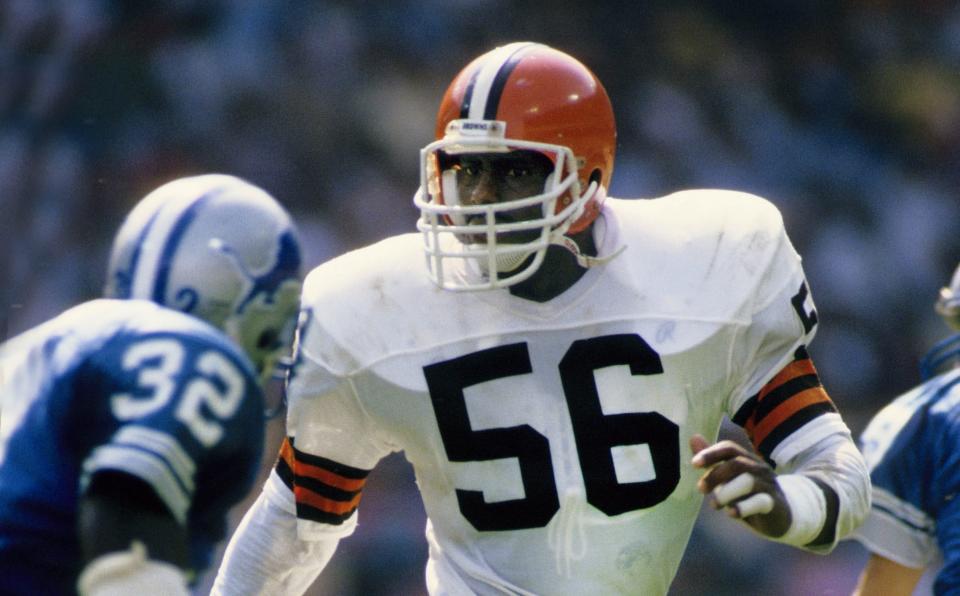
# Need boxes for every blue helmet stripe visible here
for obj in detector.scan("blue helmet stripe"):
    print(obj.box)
[482,48,526,120]
[114,210,161,299]
[462,42,536,121]
[150,192,217,304]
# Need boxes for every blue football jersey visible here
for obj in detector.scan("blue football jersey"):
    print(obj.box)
[854,364,960,592]
[0,299,265,594]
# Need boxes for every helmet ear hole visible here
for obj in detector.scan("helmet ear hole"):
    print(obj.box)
[588,168,602,187]
[257,329,280,350]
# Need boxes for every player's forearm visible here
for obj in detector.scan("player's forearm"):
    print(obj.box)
[783,431,871,551]
[212,475,340,595]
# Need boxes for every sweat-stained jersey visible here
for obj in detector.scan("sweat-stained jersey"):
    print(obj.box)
[853,362,960,592]
[281,190,848,595]
[0,299,264,594]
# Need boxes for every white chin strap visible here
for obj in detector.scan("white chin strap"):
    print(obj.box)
[471,234,626,277]
[552,235,627,269]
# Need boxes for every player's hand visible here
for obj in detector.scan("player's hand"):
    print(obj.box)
[689,434,791,538]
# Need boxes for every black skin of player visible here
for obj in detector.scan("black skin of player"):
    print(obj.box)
[78,471,189,571]
[451,150,596,303]
[690,435,793,538]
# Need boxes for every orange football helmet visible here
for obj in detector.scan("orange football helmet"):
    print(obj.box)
[414,42,617,290]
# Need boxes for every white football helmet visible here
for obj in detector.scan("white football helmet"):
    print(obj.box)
[414,42,617,291]
[920,262,960,379]
[936,262,960,331]
[105,174,303,382]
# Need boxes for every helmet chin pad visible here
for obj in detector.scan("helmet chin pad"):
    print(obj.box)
[467,244,531,274]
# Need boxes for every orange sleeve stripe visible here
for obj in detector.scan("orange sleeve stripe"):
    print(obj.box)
[294,485,362,515]
[758,359,818,401]
[296,461,367,492]
[279,438,367,492]
[750,387,833,446]
[279,437,296,469]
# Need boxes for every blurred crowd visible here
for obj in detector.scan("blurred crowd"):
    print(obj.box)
[4,0,960,594]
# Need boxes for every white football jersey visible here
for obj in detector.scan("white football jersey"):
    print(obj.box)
[283,190,837,595]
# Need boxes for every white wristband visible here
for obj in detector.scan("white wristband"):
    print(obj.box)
[77,541,189,596]
[774,474,827,546]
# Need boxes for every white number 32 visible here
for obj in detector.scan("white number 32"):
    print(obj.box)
[111,338,244,447]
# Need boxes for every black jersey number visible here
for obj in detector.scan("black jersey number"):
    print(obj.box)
[423,334,680,531]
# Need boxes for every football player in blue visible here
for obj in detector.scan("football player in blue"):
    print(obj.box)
[0,174,303,595]
[852,262,960,595]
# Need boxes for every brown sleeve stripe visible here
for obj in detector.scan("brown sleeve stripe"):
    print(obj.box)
[279,438,368,492]
[731,346,815,427]
[756,401,838,464]
[746,386,834,448]
[288,439,370,480]
[275,451,294,489]
[274,437,372,525]
[294,485,363,515]
[296,503,356,525]
[756,358,819,402]
[751,372,824,425]
[731,393,757,427]
[734,347,839,465]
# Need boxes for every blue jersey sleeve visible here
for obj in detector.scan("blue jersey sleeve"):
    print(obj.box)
[932,387,960,594]
[935,448,960,594]
[856,373,960,570]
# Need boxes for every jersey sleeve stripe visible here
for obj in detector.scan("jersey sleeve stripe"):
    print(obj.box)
[756,403,839,464]
[731,394,757,427]
[275,443,363,501]
[287,438,369,479]
[295,503,357,525]
[290,474,360,502]
[750,373,824,425]
[275,437,371,525]
[731,348,817,427]
[293,485,362,515]
[756,358,819,404]
[748,387,835,451]
[279,438,367,490]
[734,347,839,463]
[276,448,294,488]
[81,445,191,523]
[113,426,197,493]
[871,487,935,534]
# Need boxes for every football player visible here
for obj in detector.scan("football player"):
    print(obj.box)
[0,174,303,595]
[213,42,870,595]
[852,263,960,595]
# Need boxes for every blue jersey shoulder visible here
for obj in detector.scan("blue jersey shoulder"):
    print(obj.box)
[0,299,265,591]
[860,368,960,514]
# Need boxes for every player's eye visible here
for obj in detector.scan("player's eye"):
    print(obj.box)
[453,163,479,177]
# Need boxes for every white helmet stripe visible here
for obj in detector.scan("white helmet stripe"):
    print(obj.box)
[464,42,538,120]
[129,190,219,302]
